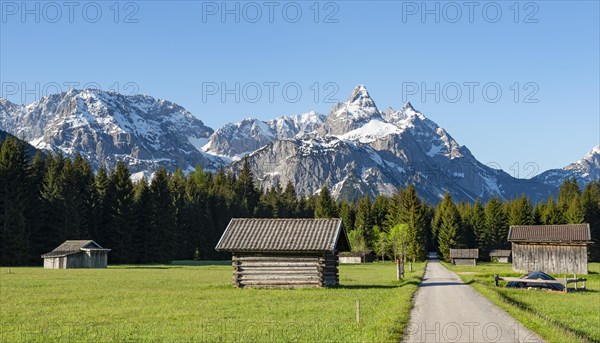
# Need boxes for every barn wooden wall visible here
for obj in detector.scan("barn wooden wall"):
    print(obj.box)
[43,251,108,269]
[512,243,588,274]
[453,258,476,266]
[232,253,339,288]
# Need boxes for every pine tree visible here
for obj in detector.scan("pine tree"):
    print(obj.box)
[436,193,461,262]
[132,178,152,263]
[386,184,427,261]
[542,196,563,225]
[581,181,600,261]
[236,158,259,217]
[354,196,373,246]
[565,196,584,224]
[26,151,46,263]
[105,161,136,263]
[470,199,487,256]
[150,167,175,263]
[558,177,581,212]
[315,186,337,218]
[508,195,533,226]
[338,200,355,232]
[485,197,509,251]
[39,152,65,250]
[170,169,190,259]
[0,137,30,265]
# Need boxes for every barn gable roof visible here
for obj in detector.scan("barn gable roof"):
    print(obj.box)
[41,240,110,258]
[507,224,591,243]
[449,249,479,259]
[489,249,512,257]
[215,218,350,253]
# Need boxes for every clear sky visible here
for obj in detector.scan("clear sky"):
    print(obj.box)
[1,1,598,177]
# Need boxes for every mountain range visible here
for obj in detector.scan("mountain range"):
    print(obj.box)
[1,86,598,203]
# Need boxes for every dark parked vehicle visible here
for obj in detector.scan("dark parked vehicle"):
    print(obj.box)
[506,271,565,291]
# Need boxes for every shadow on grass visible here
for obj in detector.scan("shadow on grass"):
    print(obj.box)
[171,260,231,266]
[110,266,183,269]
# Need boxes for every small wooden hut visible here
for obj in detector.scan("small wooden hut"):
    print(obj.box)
[339,250,376,264]
[508,224,591,274]
[215,218,350,288]
[489,249,512,263]
[42,240,110,269]
[449,249,478,266]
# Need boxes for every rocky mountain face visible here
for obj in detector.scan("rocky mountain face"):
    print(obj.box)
[232,86,555,203]
[0,89,217,174]
[534,145,600,188]
[202,111,325,158]
[1,86,597,203]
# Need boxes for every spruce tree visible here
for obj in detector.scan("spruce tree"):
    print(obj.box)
[236,158,259,217]
[105,161,136,263]
[542,196,563,224]
[150,167,175,263]
[508,195,534,226]
[581,181,600,261]
[436,193,461,262]
[315,186,337,218]
[484,197,509,251]
[558,177,581,212]
[565,196,584,224]
[0,137,30,265]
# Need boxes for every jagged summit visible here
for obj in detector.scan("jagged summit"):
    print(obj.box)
[1,86,594,203]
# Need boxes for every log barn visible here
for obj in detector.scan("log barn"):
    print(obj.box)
[508,224,592,275]
[449,249,479,266]
[489,249,512,263]
[42,240,110,269]
[215,218,350,288]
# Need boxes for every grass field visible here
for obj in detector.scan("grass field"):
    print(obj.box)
[1,261,424,342]
[444,262,600,343]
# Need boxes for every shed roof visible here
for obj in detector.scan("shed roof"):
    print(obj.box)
[449,249,479,259]
[215,218,350,253]
[41,240,110,258]
[489,249,512,257]
[507,224,591,243]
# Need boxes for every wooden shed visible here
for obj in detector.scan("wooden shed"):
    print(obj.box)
[215,218,350,288]
[489,249,512,263]
[449,249,479,266]
[508,224,592,275]
[42,240,110,269]
[339,250,376,264]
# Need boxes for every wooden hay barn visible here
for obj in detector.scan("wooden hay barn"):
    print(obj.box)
[41,240,110,269]
[489,249,512,263]
[449,249,479,266]
[508,224,592,275]
[215,218,350,288]
[339,250,376,264]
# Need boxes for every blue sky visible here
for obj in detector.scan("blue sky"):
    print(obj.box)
[1,1,599,176]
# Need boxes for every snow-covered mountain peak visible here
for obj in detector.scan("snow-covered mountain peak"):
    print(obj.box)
[332,84,380,120]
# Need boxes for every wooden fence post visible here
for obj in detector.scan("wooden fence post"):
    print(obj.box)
[356,300,360,323]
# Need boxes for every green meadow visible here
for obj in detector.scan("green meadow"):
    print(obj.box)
[445,262,600,343]
[1,262,424,342]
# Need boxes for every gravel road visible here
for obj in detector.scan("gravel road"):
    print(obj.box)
[403,259,545,343]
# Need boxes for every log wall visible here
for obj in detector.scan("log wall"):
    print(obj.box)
[232,253,339,288]
[512,243,588,274]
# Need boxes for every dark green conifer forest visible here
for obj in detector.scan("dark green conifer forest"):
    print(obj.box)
[1,136,599,265]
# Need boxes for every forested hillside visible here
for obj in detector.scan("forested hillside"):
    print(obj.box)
[1,136,599,266]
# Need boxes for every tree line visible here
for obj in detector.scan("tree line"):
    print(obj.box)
[1,136,599,265]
